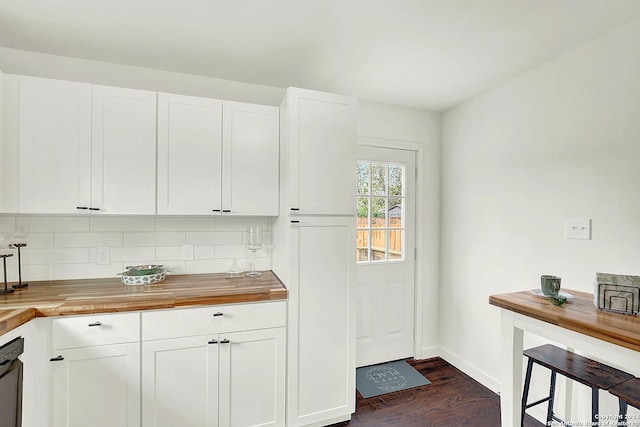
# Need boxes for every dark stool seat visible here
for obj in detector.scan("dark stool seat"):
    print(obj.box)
[522,344,634,426]
[608,377,640,426]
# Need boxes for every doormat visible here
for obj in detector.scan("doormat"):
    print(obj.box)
[356,360,431,398]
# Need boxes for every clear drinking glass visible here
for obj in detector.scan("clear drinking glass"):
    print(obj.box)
[246,226,263,277]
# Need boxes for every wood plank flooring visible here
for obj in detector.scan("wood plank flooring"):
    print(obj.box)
[330,357,545,427]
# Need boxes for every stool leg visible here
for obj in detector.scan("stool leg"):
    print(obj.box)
[591,387,598,426]
[617,399,627,427]
[521,358,534,427]
[546,370,557,425]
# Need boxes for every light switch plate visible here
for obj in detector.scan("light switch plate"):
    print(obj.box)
[565,219,591,240]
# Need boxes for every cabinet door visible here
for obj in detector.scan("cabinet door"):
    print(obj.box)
[287,216,356,426]
[222,101,279,216]
[18,76,92,213]
[142,336,219,427]
[157,93,223,214]
[285,88,356,215]
[91,85,157,214]
[219,328,286,427]
[51,343,140,427]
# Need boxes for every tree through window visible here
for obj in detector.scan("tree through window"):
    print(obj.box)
[356,161,405,262]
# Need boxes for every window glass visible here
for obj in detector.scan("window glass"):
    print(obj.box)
[356,161,405,263]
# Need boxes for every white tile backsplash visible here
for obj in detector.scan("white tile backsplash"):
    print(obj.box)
[90,216,156,232]
[17,216,90,232]
[0,214,273,281]
[56,232,123,248]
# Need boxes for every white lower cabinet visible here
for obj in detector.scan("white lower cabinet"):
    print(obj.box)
[51,343,141,427]
[50,313,141,427]
[141,301,287,427]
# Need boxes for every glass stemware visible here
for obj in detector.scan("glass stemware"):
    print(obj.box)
[246,226,263,277]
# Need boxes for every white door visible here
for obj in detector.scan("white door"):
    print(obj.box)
[287,216,356,427]
[222,101,279,216]
[220,328,286,427]
[51,343,140,427]
[355,146,416,367]
[285,88,356,215]
[157,93,223,215]
[18,76,92,213]
[141,336,219,427]
[91,85,157,214]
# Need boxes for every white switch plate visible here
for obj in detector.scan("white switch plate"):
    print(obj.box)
[96,247,110,265]
[565,219,591,240]
[182,244,194,261]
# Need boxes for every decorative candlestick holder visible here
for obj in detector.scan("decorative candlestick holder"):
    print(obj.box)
[1,254,15,295]
[9,243,28,289]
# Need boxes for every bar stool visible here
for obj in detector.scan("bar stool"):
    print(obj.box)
[608,377,640,427]
[521,344,634,427]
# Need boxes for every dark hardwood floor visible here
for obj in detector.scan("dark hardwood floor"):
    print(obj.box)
[330,357,544,426]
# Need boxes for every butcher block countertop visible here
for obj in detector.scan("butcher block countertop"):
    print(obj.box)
[490,289,640,352]
[0,271,287,336]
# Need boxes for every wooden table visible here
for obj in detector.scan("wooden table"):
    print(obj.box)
[489,289,640,427]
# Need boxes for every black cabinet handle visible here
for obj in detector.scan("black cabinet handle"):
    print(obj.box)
[222,210,231,213]
[290,208,300,211]
[220,339,230,344]
[212,209,221,212]
[50,355,64,362]
[208,339,218,345]
[76,206,88,210]
[291,220,300,224]
[88,321,102,327]
[88,207,100,211]
[213,312,224,317]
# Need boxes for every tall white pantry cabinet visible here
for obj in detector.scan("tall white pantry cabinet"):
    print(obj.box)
[273,87,357,427]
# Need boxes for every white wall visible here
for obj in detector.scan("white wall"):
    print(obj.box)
[441,16,640,420]
[357,100,441,358]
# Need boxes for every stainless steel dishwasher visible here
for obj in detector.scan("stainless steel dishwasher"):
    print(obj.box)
[0,337,24,427]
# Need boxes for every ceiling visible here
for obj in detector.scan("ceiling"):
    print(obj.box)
[2,0,640,111]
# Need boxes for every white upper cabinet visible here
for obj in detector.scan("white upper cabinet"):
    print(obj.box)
[282,87,357,216]
[157,93,223,215]
[222,101,279,216]
[16,76,157,214]
[18,76,92,213]
[157,94,279,216]
[91,85,157,214]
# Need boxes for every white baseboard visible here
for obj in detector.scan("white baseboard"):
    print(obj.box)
[417,345,500,394]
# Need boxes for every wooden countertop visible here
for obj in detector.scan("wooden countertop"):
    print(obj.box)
[0,271,287,335]
[489,289,640,352]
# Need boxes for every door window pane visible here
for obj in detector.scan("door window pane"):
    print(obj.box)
[356,161,406,263]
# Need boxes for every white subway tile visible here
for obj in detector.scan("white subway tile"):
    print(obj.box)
[21,248,55,265]
[54,263,123,280]
[185,259,230,274]
[21,264,55,282]
[124,232,184,247]
[186,232,242,245]
[23,233,55,248]
[155,246,182,260]
[55,232,123,248]
[55,248,91,264]
[90,216,156,232]
[214,245,245,260]
[17,216,90,232]
[111,247,156,262]
[0,216,16,233]
[195,245,215,260]
[214,218,271,232]
[156,217,215,232]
